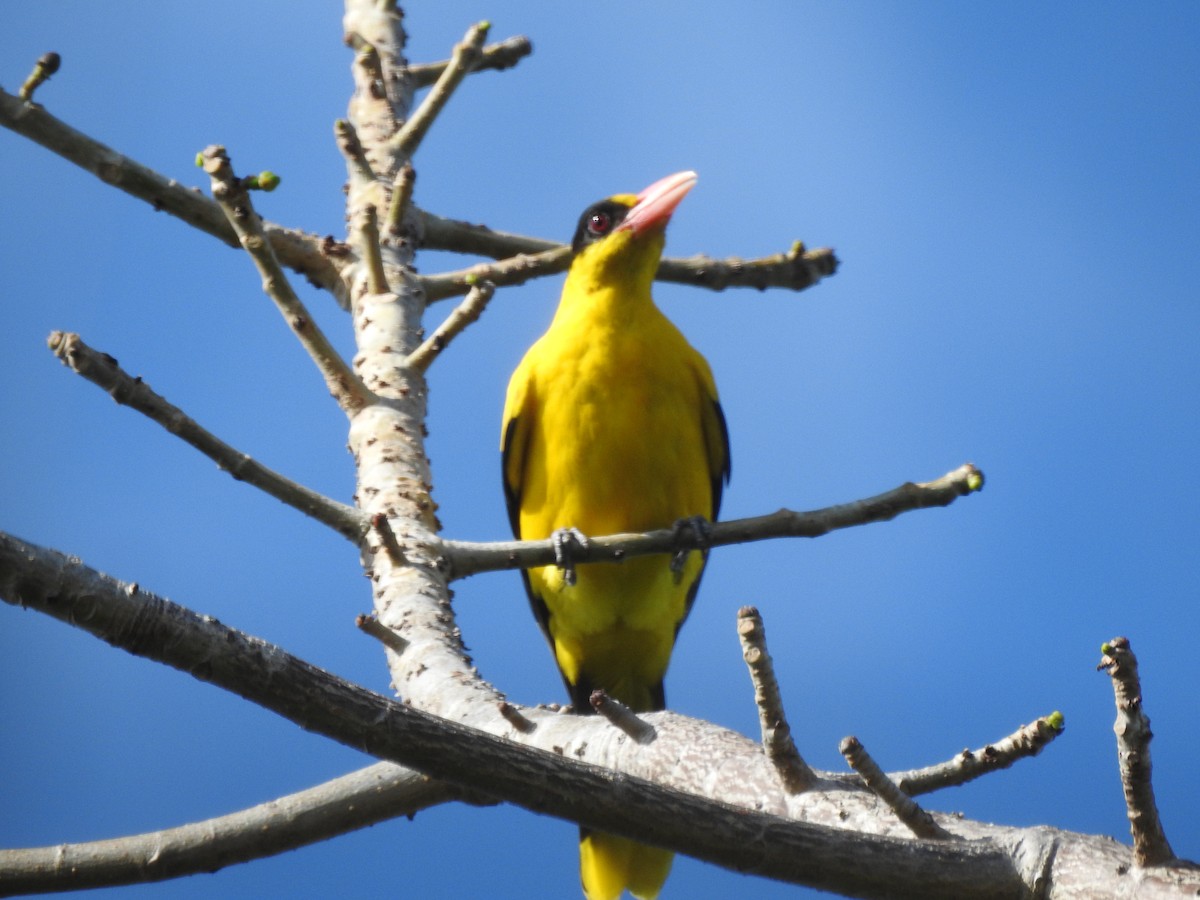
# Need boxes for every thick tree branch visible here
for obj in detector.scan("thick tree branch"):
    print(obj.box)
[438,463,985,580]
[407,35,533,88]
[0,763,457,895]
[0,85,348,304]
[1099,637,1175,867]
[46,331,366,543]
[0,532,1053,900]
[5,532,1199,898]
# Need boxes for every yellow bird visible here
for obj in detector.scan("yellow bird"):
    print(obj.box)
[501,171,730,900]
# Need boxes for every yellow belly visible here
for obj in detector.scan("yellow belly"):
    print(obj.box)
[517,314,713,710]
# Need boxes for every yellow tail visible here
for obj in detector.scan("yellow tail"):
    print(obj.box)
[580,830,673,900]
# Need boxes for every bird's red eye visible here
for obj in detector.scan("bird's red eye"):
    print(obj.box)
[588,211,611,235]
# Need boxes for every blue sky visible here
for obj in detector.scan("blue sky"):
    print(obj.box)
[3,3,1199,898]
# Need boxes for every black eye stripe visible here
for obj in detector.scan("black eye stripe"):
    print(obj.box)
[571,199,630,254]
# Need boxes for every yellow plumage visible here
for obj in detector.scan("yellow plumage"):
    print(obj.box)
[501,172,729,899]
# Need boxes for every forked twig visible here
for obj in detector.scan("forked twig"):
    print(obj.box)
[408,35,533,88]
[389,22,491,162]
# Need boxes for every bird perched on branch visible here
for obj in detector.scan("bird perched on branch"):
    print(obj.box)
[502,171,730,900]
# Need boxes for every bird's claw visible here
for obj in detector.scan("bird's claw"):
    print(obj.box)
[670,515,712,582]
[551,527,589,586]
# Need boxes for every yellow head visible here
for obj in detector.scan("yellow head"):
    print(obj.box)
[566,170,697,296]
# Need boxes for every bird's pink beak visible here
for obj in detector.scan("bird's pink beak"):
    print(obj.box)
[617,170,698,234]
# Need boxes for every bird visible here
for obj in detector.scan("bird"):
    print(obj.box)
[501,171,730,900]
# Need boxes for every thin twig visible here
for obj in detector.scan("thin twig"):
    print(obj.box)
[46,331,366,543]
[658,243,838,293]
[359,204,390,295]
[18,52,61,101]
[386,162,416,234]
[0,763,454,893]
[890,713,1065,797]
[840,737,953,840]
[334,117,376,182]
[420,246,572,302]
[737,607,814,793]
[200,145,372,416]
[420,238,839,303]
[1099,636,1175,866]
[408,35,533,88]
[0,87,349,302]
[389,21,490,162]
[406,280,494,373]
[416,210,561,258]
[590,691,656,744]
[498,701,537,734]
[370,512,408,566]
[355,613,409,654]
[438,464,985,580]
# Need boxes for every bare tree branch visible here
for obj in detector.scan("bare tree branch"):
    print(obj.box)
[334,117,375,182]
[0,532,1055,900]
[738,606,816,793]
[417,224,839,303]
[590,691,657,744]
[419,244,567,301]
[406,279,494,373]
[891,713,1066,797]
[389,22,491,162]
[385,161,415,235]
[1099,637,1176,867]
[357,203,391,295]
[199,145,373,417]
[840,737,954,841]
[0,763,457,895]
[46,331,366,543]
[438,463,985,580]
[5,531,1199,898]
[497,701,537,735]
[415,210,560,258]
[407,35,533,88]
[0,85,349,304]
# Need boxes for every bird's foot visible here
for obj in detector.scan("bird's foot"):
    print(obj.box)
[669,515,712,583]
[551,527,589,587]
